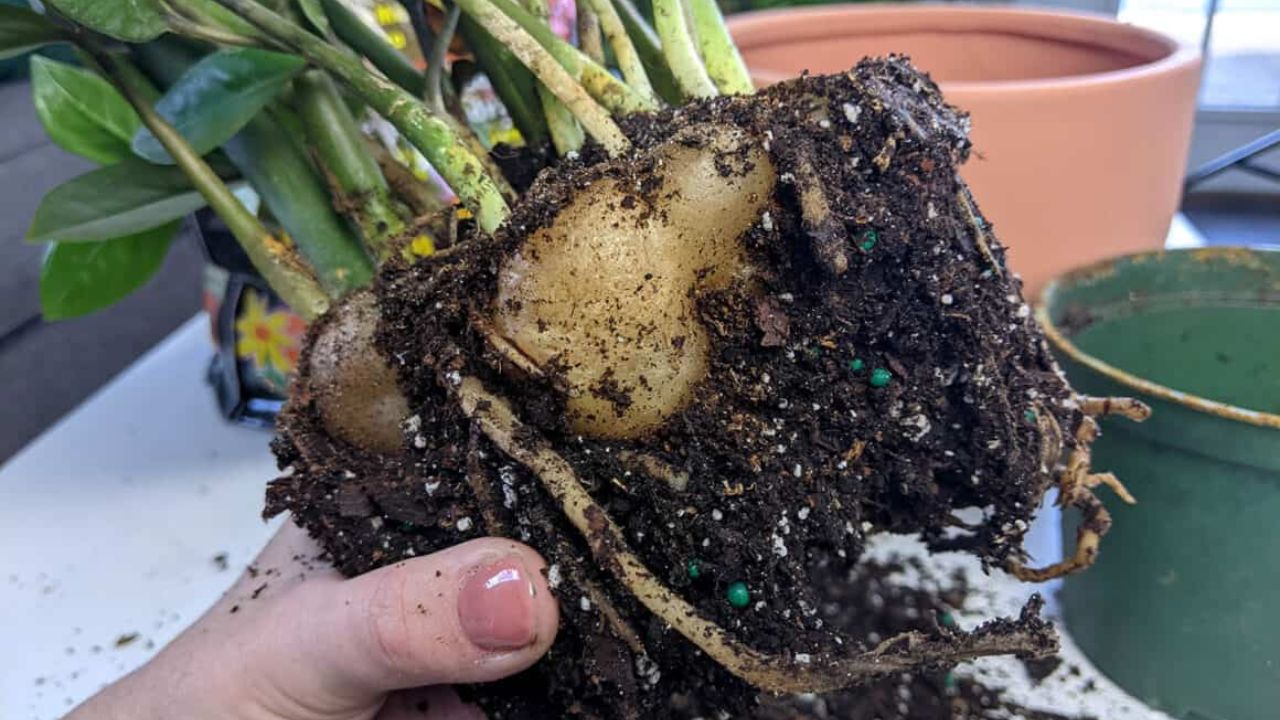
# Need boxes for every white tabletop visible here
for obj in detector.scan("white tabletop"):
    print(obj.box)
[0,317,281,718]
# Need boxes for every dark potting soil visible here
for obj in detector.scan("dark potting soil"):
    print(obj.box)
[268,57,1089,718]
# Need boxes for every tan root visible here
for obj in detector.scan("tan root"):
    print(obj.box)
[454,374,1057,694]
[956,186,1002,277]
[1007,395,1150,582]
[464,422,650,660]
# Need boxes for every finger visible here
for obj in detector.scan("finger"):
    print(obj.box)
[254,537,558,704]
[376,686,485,720]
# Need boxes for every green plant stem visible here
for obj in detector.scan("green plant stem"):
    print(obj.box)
[216,0,511,234]
[686,0,751,95]
[224,111,376,295]
[294,69,406,261]
[164,0,272,42]
[612,0,682,104]
[455,0,627,154]
[485,0,655,115]
[163,12,269,47]
[576,0,606,65]
[102,52,329,319]
[537,79,585,154]
[364,136,449,218]
[457,14,548,146]
[522,0,584,155]
[585,0,657,105]
[321,0,427,96]
[425,4,461,114]
[652,0,716,98]
[401,0,464,118]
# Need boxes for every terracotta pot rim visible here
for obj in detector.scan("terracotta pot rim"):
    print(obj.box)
[729,3,1201,94]
[1037,247,1280,430]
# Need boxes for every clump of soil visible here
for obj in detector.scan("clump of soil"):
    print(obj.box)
[268,57,1096,717]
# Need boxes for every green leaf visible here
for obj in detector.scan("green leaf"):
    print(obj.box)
[131,48,307,164]
[0,6,71,61]
[43,0,167,43]
[26,159,217,243]
[30,56,141,165]
[296,0,333,38]
[40,221,180,320]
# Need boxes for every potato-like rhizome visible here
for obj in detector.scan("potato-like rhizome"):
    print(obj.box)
[270,58,1081,718]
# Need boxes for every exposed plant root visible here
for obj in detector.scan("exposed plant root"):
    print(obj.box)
[1007,395,1150,582]
[465,425,508,534]
[574,554,650,658]
[1079,395,1153,422]
[789,139,849,277]
[956,186,1001,277]
[472,311,549,381]
[616,450,689,492]
[454,374,1057,694]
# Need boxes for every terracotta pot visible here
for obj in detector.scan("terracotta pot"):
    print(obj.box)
[729,4,1201,294]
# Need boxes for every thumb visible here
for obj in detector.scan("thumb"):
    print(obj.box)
[251,537,559,711]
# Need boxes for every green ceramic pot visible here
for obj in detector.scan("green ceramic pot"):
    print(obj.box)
[1040,247,1280,720]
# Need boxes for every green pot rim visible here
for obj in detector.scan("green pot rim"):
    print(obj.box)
[1037,246,1280,430]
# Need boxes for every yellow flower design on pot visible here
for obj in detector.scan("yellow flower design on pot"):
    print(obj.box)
[235,289,306,386]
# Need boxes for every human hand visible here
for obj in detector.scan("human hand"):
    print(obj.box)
[67,520,559,720]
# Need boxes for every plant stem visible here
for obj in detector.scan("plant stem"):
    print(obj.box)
[403,0,464,120]
[424,4,461,114]
[217,0,511,234]
[294,69,407,261]
[164,0,272,42]
[163,12,269,47]
[102,52,329,319]
[364,136,449,218]
[455,0,628,154]
[486,0,655,115]
[686,0,752,95]
[522,0,584,155]
[224,111,376,296]
[457,14,549,146]
[652,0,716,98]
[321,0,427,97]
[585,0,657,105]
[612,0,682,104]
[538,82,586,154]
[576,0,606,65]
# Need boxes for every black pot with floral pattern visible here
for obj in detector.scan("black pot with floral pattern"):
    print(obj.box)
[195,209,308,428]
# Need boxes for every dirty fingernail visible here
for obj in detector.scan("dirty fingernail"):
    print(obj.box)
[458,557,537,651]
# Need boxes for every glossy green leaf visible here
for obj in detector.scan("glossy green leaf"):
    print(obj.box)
[30,56,141,165]
[26,159,218,244]
[0,6,71,61]
[43,0,167,43]
[296,0,333,38]
[131,48,307,164]
[39,221,180,320]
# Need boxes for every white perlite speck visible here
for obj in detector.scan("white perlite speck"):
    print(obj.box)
[842,102,861,124]
[771,533,788,558]
[579,596,592,612]
[455,516,473,532]
[761,211,774,232]
[797,506,811,521]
